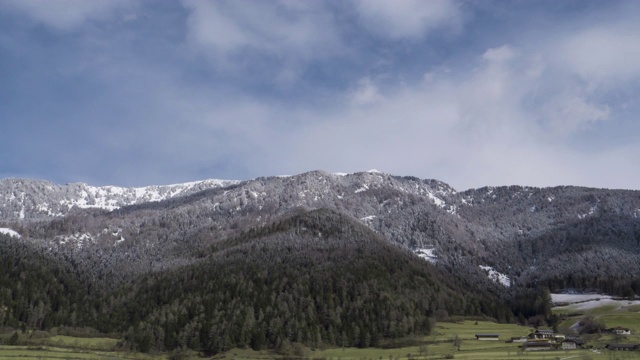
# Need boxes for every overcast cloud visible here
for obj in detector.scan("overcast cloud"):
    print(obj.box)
[1,0,639,190]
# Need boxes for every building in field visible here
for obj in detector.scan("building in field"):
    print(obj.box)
[605,343,638,351]
[609,327,632,335]
[509,336,527,343]
[523,340,555,351]
[475,334,499,341]
[529,329,555,339]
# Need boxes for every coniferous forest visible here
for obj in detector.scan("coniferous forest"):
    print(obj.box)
[1,210,517,354]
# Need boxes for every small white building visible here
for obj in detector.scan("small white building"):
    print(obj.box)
[561,340,577,350]
[612,327,631,335]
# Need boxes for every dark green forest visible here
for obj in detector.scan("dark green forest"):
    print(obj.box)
[2,173,639,356]
[1,209,519,354]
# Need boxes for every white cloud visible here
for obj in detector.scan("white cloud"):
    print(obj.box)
[353,0,462,39]
[245,42,636,190]
[350,78,383,106]
[482,45,516,63]
[183,1,250,53]
[555,23,640,85]
[542,94,610,136]
[1,0,132,30]
[3,1,640,191]
[182,0,344,61]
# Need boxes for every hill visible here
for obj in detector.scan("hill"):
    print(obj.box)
[1,170,639,353]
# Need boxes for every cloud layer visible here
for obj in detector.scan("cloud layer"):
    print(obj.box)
[1,1,639,190]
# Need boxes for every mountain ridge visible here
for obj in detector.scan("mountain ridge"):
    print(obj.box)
[4,170,638,223]
[1,169,639,288]
[0,177,241,220]
[1,169,640,353]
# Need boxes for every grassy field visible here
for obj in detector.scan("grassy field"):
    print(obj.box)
[0,332,165,360]
[3,300,640,360]
[0,344,165,359]
[42,335,120,351]
[209,320,640,359]
[554,295,640,336]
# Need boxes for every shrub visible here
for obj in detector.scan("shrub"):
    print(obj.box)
[8,331,19,345]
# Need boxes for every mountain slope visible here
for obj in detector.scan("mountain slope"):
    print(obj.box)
[0,178,240,220]
[3,170,639,290]
[0,233,89,330]
[102,209,512,353]
[1,169,640,353]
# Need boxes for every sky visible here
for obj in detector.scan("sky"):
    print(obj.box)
[1,0,640,191]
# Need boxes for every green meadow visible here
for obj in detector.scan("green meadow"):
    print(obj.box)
[554,298,640,333]
[0,345,164,359]
[211,319,640,359]
[3,299,640,360]
[0,332,165,360]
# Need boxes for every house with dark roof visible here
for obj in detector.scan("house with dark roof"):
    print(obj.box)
[529,329,555,340]
[565,336,584,346]
[523,340,555,351]
[475,334,500,341]
[605,343,638,351]
[561,339,579,350]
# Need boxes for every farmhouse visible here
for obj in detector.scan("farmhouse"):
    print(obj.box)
[475,334,500,341]
[509,336,527,343]
[609,326,632,335]
[565,337,584,347]
[529,329,555,339]
[561,339,578,350]
[523,341,554,351]
[605,343,638,351]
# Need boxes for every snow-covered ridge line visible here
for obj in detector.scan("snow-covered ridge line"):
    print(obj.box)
[0,178,241,219]
[0,170,459,221]
[72,178,242,209]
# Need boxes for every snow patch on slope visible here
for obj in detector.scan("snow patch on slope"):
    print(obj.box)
[359,215,377,229]
[551,293,608,304]
[414,248,438,263]
[0,228,20,238]
[552,293,640,311]
[479,265,511,287]
[578,205,598,219]
[427,192,445,208]
[56,232,94,248]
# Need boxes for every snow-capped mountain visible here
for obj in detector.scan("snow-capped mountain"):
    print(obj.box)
[0,170,459,221]
[2,169,640,355]
[0,178,240,220]
[2,169,640,291]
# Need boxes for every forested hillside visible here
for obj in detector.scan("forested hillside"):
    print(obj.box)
[0,210,512,353]
[0,234,88,330]
[1,170,639,353]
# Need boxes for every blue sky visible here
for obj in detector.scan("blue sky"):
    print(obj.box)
[1,0,639,190]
